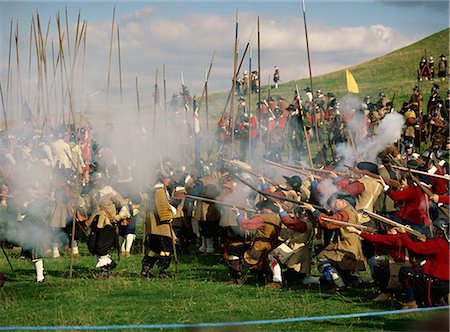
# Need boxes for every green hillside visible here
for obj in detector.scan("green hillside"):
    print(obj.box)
[208,28,449,121]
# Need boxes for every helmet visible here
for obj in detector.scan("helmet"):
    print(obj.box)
[420,149,435,160]
[405,141,414,149]
[433,217,450,242]
[379,92,385,97]
[273,107,283,118]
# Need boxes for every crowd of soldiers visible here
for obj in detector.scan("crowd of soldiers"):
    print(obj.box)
[418,54,448,82]
[0,74,449,312]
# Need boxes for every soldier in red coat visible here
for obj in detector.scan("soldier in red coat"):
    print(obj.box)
[379,177,431,236]
[398,217,449,309]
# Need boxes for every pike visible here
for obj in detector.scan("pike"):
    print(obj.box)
[105,5,115,107]
[135,76,141,122]
[263,159,321,179]
[320,217,377,233]
[300,0,326,164]
[186,195,256,214]
[230,9,239,156]
[153,68,159,139]
[0,83,7,133]
[117,24,123,108]
[257,17,262,162]
[220,28,254,122]
[391,165,450,181]
[344,165,402,189]
[163,64,167,142]
[296,83,313,167]
[362,210,427,241]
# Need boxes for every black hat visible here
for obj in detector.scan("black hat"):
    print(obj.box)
[327,92,334,98]
[328,191,357,208]
[356,161,379,175]
[304,87,311,92]
[282,175,302,191]
[413,85,420,91]
[255,199,278,213]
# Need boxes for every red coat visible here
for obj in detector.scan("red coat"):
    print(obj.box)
[387,185,431,226]
[430,165,448,195]
[334,178,365,196]
[400,233,449,280]
[438,195,450,204]
[361,233,406,262]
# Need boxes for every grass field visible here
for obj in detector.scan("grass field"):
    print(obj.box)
[0,231,448,331]
[1,29,450,331]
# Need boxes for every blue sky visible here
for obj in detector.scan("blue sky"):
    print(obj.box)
[0,0,448,111]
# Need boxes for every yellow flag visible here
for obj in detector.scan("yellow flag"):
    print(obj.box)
[346,68,359,94]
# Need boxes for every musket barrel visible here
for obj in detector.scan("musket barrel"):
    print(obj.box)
[186,194,256,213]
[391,165,450,181]
[363,210,427,240]
[321,217,377,233]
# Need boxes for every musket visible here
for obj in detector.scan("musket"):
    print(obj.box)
[390,165,450,182]
[344,165,402,189]
[223,159,278,186]
[289,161,348,177]
[235,176,325,211]
[362,210,427,241]
[263,159,321,179]
[186,194,256,214]
[320,217,377,233]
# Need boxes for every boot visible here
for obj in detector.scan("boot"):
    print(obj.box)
[157,256,172,278]
[373,293,391,302]
[120,236,126,256]
[265,281,282,289]
[33,259,45,283]
[198,237,206,253]
[228,258,242,284]
[0,272,7,288]
[52,245,61,259]
[124,234,135,256]
[141,256,157,278]
[71,241,80,257]
[205,237,214,254]
[401,300,418,310]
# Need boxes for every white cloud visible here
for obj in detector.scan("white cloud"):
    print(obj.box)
[1,7,414,113]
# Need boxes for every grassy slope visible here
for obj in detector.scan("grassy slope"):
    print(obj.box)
[207,28,449,124]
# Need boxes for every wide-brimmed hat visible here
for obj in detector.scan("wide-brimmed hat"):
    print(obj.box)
[282,175,302,191]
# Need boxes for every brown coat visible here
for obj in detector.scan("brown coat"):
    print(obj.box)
[244,213,281,268]
[145,184,176,238]
[317,206,367,271]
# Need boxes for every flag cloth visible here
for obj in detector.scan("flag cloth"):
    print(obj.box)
[345,68,359,94]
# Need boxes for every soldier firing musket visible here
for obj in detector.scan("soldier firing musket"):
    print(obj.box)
[362,210,427,241]
[344,164,403,189]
